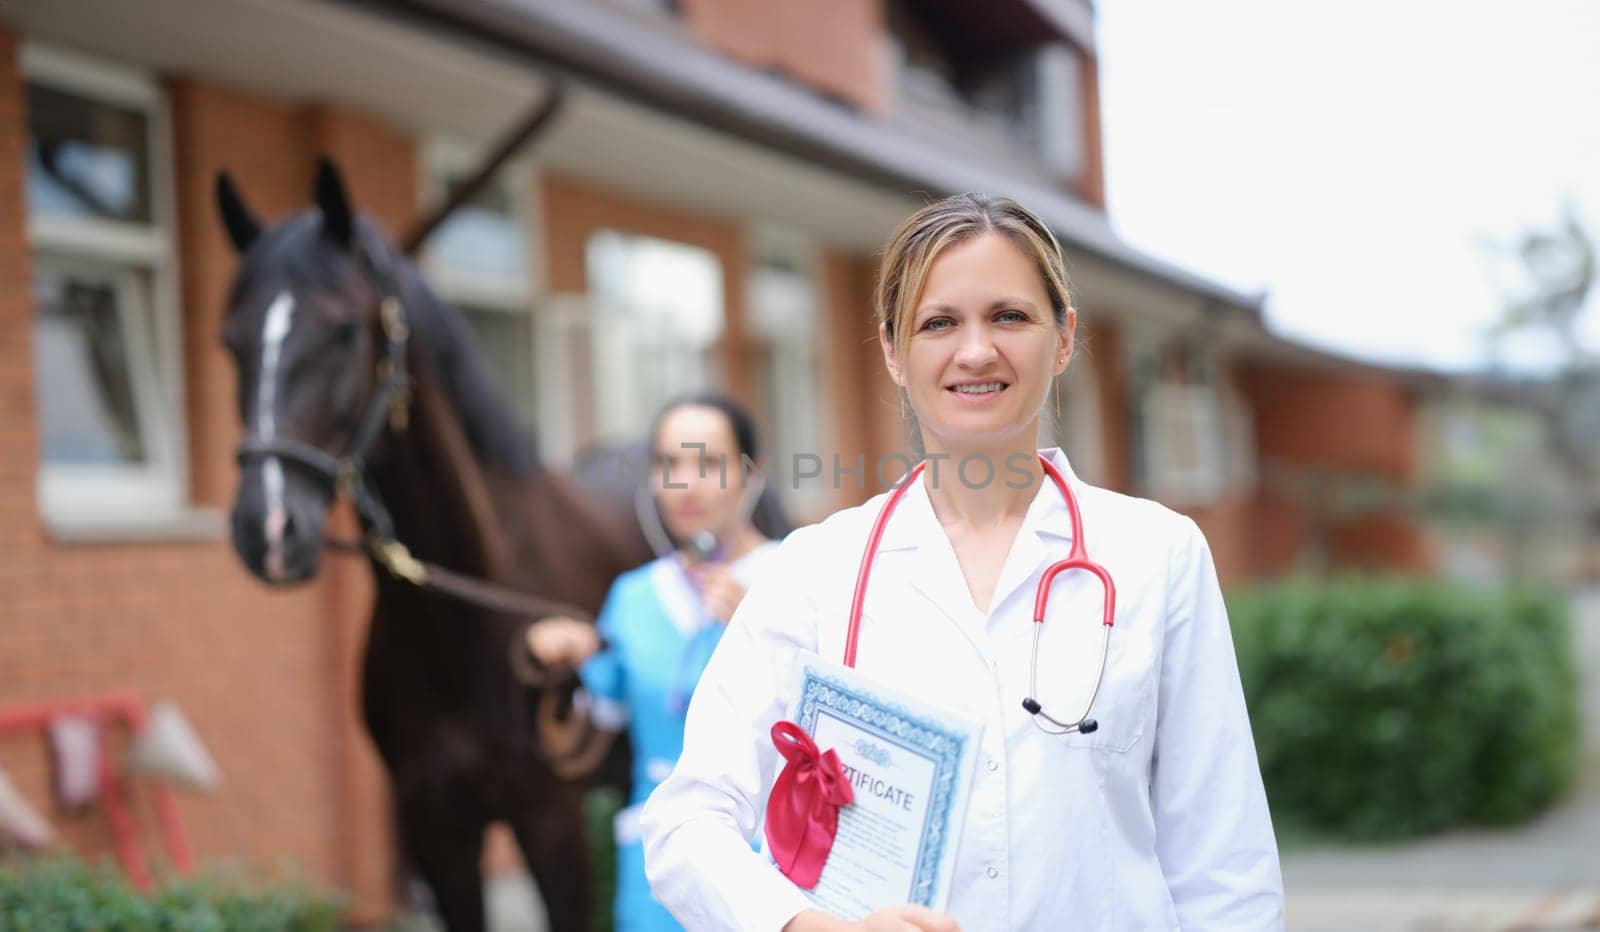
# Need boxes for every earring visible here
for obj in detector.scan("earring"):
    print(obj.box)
[1053,377,1061,421]
[898,386,908,422]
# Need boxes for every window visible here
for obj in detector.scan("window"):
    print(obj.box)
[885,1,1086,181]
[25,44,193,534]
[968,42,1085,180]
[1127,337,1237,507]
[584,231,725,445]
[1141,383,1226,506]
[746,229,826,511]
[419,147,538,427]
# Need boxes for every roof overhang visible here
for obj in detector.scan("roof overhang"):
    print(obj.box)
[356,0,1265,317]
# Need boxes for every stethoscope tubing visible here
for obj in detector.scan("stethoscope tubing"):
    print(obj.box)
[844,453,1116,735]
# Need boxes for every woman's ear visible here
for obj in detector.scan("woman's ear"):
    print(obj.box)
[1055,306,1077,375]
[878,321,903,387]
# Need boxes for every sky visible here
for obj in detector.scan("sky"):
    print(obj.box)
[1095,0,1600,373]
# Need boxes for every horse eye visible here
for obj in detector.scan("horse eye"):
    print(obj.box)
[332,320,361,346]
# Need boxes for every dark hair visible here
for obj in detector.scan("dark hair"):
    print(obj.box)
[649,393,762,463]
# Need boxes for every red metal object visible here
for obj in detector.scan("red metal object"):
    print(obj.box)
[0,692,197,890]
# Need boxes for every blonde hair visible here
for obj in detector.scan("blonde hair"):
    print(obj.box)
[874,193,1073,366]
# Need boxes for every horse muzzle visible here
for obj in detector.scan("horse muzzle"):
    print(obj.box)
[230,466,330,586]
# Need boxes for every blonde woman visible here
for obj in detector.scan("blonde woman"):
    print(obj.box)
[639,194,1283,931]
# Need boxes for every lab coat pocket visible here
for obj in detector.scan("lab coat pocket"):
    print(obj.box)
[1073,626,1156,755]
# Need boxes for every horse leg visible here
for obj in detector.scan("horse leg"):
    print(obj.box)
[506,786,592,932]
[398,795,489,932]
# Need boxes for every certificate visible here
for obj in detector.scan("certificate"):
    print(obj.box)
[766,656,982,918]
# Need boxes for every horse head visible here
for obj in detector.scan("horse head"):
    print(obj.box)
[215,159,405,585]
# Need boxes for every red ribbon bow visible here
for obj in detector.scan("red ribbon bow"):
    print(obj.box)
[765,720,854,889]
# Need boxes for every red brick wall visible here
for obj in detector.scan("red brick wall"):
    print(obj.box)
[679,0,888,113]
[0,30,38,554]
[1237,362,1429,577]
[1082,318,1129,493]
[1238,363,1417,475]
[1,48,412,922]
[821,249,905,508]
[1074,49,1106,208]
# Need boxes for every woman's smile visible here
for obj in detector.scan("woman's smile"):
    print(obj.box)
[946,379,1010,403]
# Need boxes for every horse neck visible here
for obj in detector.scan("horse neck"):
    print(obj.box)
[367,355,510,590]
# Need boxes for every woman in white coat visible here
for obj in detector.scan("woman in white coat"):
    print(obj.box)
[640,194,1284,932]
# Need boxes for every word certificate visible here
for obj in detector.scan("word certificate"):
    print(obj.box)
[771,657,982,918]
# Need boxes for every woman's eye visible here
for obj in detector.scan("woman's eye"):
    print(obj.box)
[996,309,1028,323]
[332,320,361,346]
[920,317,954,332]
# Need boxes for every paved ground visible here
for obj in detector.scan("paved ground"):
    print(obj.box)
[388,589,1600,932]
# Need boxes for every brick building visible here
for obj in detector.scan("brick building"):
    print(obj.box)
[0,0,1427,921]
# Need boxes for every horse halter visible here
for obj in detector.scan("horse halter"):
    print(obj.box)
[233,243,420,582]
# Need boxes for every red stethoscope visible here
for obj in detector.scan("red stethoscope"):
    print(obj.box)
[842,453,1116,736]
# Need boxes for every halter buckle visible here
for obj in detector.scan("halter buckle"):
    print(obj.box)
[370,535,427,585]
[379,296,409,343]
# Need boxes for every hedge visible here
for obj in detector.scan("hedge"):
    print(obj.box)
[1228,576,1582,839]
[0,854,343,931]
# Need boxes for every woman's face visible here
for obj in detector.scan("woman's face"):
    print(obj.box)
[652,404,751,545]
[882,231,1073,452]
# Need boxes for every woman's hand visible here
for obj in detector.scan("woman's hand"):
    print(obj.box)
[783,906,962,932]
[523,616,601,670]
[687,563,748,623]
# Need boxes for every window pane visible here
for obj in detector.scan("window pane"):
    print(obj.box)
[748,258,821,496]
[33,266,148,465]
[26,83,152,225]
[459,303,537,425]
[585,231,725,440]
[425,175,528,287]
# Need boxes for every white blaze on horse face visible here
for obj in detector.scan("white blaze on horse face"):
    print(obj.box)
[258,291,295,580]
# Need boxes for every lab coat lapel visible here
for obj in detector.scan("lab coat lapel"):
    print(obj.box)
[874,478,989,655]
[986,455,1076,618]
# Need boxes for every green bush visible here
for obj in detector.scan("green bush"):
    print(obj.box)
[1228,576,1582,840]
[582,785,624,932]
[0,854,344,931]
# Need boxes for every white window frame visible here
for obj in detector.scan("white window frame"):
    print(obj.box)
[583,229,726,447]
[1142,382,1227,507]
[23,42,214,541]
[745,225,828,514]
[1026,42,1086,182]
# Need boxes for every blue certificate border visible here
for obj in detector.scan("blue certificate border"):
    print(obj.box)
[797,666,970,907]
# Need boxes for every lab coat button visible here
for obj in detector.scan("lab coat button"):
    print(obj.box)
[986,758,999,773]
[986,866,1000,879]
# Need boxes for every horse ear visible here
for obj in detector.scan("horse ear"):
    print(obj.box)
[214,171,261,253]
[313,157,354,248]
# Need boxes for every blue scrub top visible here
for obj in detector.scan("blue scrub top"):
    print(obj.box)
[579,542,779,932]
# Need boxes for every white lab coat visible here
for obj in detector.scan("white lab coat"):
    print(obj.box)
[640,448,1284,931]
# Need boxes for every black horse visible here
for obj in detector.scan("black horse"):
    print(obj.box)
[215,159,653,931]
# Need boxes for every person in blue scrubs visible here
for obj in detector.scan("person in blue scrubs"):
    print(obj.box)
[525,394,787,932]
